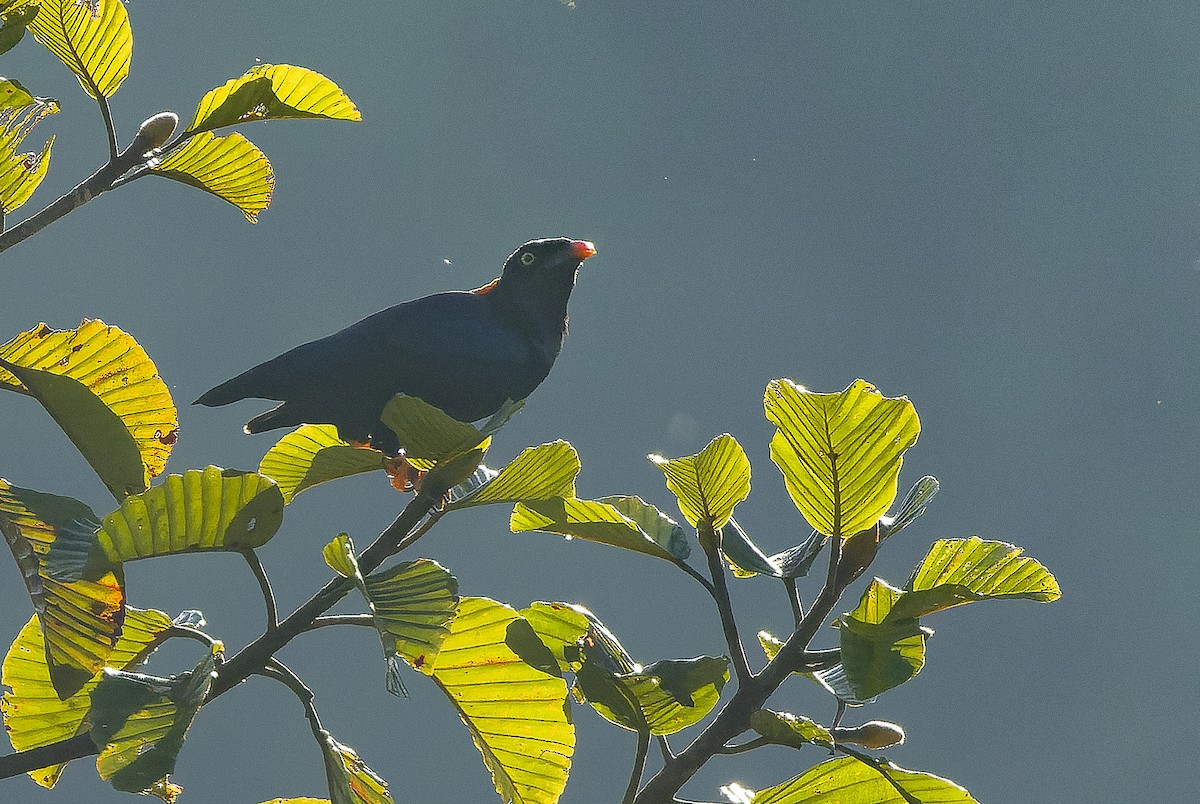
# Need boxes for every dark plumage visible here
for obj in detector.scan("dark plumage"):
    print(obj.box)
[195,237,596,452]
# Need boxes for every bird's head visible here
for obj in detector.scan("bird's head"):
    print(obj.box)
[487,237,596,327]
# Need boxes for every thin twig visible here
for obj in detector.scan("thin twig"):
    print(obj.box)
[242,549,278,631]
[699,521,752,685]
[656,736,674,763]
[623,725,652,804]
[714,735,771,755]
[784,577,804,626]
[303,614,377,632]
[97,94,119,161]
[258,659,324,738]
[169,625,220,648]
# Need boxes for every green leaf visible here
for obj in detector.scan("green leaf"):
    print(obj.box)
[186,63,361,135]
[765,379,920,538]
[0,92,54,214]
[0,320,178,498]
[581,655,730,736]
[25,0,131,98]
[519,602,593,674]
[510,495,688,565]
[90,649,217,793]
[96,467,284,561]
[897,535,1062,617]
[836,614,931,701]
[1,608,172,788]
[259,425,385,504]
[649,433,750,529]
[151,131,274,222]
[749,756,978,804]
[447,440,579,510]
[599,495,690,560]
[0,7,39,55]
[721,517,781,578]
[0,480,124,698]
[429,597,574,804]
[768,530,826,580]
[380,395,489,469]
[322,533,362,583]
[749,709,834,749]
[0,76,35,109]
[880,475,939,540]
[363,559,458,692]
[316,730,394,804]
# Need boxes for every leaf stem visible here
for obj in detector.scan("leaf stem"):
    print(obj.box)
[97,94,118,161]
[834,745,922,804]
[784,577,804,627]
[699,521,752,685]
[258,658,324,737]
[242,549,278,631]
[623,725,652,804]
[714,735,770,755]
[303,614,377,632]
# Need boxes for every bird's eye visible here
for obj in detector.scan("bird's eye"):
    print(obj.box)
[520,252,536,266]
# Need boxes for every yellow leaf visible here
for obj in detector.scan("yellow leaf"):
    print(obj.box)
[187,63,361,134]
[152,132,274,222]
[0,95,57,214]
[649,433,750,529]
[26,0,132,98]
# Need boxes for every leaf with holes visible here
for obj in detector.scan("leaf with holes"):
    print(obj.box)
[447,440,579,510]
[151,131,274,222]
[90,649,218,794]
[186,63,361,134]
[0,93,56,214]
[1,608,173,788]
[751,756,977,804]
[0,321,177,498]
[96,467,284,561]
[259,425,384,504]
[765,379,919,538]
[25,0,131,99]
[649,433,750,529]
[0,479,124,698]
[750,709,834,749]
[429,597,574,804]
[363,559,458,691]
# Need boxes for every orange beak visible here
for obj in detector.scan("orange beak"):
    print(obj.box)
[570,240,597,261]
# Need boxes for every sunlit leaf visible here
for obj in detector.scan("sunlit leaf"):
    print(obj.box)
[600,495,690,560]
[25,0,131,98]
[1,608,172,788]
[186,63,361,135]
[836,582,932,701]
[96,467,284,561]
[90,649,218,793]
[0,93,55,214]
[429,597,574,804]
[322,533,362,583]
[151,131,274,222]
[261,800,331,804]
[519,602,593,674]
[447,440,579,510]
[510,495,687,565]
[0,320,178,498]
[0,7,39,55]
[363,559,458,689]
[749,709,834,749]
[316,730,393,804]
[259,425,384,504]
[0,480,123,698]
[765,379,918,538]
[0,76,35,108]
[581,655,729,736]
[649,433,750,529]
[380,395,488,469]
[750,756,977,803]
[896,536,1061,618]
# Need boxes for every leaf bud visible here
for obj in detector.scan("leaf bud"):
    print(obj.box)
[132,111,178,153]
[831,719,906,749]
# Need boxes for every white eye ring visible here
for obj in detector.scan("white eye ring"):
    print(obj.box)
[520,252,535,266]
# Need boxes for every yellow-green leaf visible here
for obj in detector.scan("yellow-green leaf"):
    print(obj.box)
[26,0,131,99]
[186,63,361,135]
[0,7,40,55]
[316,730,393,804]
[899,536,1062,616]
[580,655,729,736]
[1,608,171,788]
[0,480,123,698]
[519,602,593,674]
[322,533,362,583]
[151,131,275,222]
[0,94,56,214]
[363,559,458,688]
[510,495,685,564]
[649,433,750,529]
[429,597,574,804]
[750,756,978,803]
[380,395,489,470]
[448,440,579,510]
[749,709,834,749]
[90,649,218,793]
[96,467,284,561]
[0,320,178,497]
[765,379,919,538]
[259,425,384,504]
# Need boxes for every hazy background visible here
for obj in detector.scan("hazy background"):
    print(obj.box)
[3,2,1198,802]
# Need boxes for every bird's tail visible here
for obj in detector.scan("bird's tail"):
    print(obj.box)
[194,375,251,408]
[243,402,299,434]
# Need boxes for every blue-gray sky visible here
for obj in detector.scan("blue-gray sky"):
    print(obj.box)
[3,2,1198,802]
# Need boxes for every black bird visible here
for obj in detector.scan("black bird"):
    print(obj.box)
[196,237,596,453]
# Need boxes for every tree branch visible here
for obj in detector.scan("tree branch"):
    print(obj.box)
[242,549,278,632]
[699,521,752,685]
